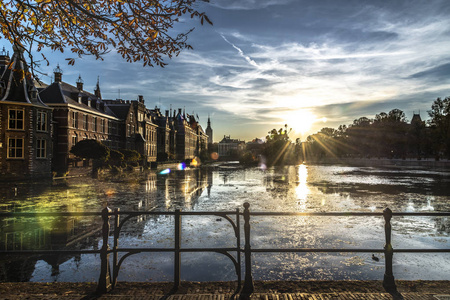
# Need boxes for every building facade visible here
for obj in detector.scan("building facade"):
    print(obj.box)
[39,68,120,173]
[218,135,245,159]
[0,45,53,179]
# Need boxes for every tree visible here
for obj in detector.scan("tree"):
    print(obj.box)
[70,139,109,161]
[428,97,450,159]
[119,149,141,165]
[263,124,300,166]
[70,139,110,176]
[0,0,212,75]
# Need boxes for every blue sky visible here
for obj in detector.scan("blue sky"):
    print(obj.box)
[11,0,450,142]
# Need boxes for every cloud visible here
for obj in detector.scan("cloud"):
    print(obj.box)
[208,0,293,10]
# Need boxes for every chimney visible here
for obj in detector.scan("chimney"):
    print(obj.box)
[178,108,182,115]
[138,95,144,103]
[53,64,63,83]
[76,75,83,91]
[165,110,169,117]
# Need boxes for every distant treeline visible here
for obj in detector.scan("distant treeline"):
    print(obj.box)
[240,96,450,167]
[302,96,450,161]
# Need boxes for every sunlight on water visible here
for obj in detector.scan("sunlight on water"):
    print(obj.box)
[295,164,309,210]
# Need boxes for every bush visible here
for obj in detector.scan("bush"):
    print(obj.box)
[119,149,141,163]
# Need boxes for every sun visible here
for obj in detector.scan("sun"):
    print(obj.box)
[285,109,317,135]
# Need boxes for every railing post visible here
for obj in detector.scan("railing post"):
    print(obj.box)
[112,208,120,289]
[236,208,242,293]
[174,209,181,291]
[240,202,254,298]
[382,207,397,292]
[97,207,112,294]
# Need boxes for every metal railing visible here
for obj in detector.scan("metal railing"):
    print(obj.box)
[1,203,449,297]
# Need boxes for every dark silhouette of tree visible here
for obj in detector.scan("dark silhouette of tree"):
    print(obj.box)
[70,139,110,176]
[70,139,109,161]
[263,124,300,166]
[428,97,450,159]
[0,0,212,75]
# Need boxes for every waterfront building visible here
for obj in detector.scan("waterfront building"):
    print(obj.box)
[150,108,175,161]
[104,96,158,166]
[0,45,53,179]
[174,109,197,161]
[39,68,120,173]
[218,135,245,159]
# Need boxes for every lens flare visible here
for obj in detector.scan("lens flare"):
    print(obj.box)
[191,158,199,167]
[159,168,171,174]
[177,163,186,170]
[210,152,219,160]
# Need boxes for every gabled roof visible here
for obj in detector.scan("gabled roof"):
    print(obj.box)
[105,103,131,120]
[0,44,47,107]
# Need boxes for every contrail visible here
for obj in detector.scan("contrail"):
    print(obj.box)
[220,34,258,67]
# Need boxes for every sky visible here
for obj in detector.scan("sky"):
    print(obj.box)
[6,0,450,142]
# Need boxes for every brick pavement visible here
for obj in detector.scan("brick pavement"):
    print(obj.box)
[0,281,449,300]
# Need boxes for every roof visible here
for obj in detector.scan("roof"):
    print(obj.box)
[0,45,48,107]
[39,81,118,118]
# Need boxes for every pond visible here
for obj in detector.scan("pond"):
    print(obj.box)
[0,163,449,283]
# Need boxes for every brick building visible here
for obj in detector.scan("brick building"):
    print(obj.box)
[39,68,120,173]
[0,45,53,179]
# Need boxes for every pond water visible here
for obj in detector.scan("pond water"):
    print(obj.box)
[1,164,449,283]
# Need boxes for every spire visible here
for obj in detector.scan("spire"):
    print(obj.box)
[0,44,46,106]
[94,76,102,99]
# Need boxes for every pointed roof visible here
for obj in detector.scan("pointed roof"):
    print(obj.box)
[0,44,47,107]
[94,76,101,99]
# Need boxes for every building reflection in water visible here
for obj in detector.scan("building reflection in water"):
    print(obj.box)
[0,167,210,282]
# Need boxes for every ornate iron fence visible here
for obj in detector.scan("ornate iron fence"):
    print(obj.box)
[1,203,449,297]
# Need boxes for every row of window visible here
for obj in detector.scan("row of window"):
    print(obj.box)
[7,138,47,159]
[8,109,47,132]
[71,111,115,134]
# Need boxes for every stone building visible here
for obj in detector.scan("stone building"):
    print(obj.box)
[150,108,175,161]
[39,68,120,173]
[174,109,197,161]
[104,96,158,165]
[218,135,245,159]
[0,45,53,179]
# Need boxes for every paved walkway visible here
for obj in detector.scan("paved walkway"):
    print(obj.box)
[0,281,449,299]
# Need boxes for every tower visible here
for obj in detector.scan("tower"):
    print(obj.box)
[206,116,213,144]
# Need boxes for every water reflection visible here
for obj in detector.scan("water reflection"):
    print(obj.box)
[295,164,309,211]
[0,164,449,282]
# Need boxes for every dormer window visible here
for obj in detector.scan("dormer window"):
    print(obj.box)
[28,85,37,100]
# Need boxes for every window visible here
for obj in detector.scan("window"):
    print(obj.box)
[101,119,105,133]
[72,135,78,147]
[7,138,24,158]
[37,112,47,131]
[36,139,46,158]
[93,117,97,132]
[72,112,78,128]
[8,109,24,130]
[83,114,88,130]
